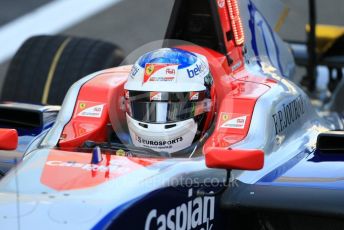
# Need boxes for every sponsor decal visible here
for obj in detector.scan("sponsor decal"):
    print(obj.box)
[222,113,229,121]
[45,160,132,174]
[148,76,176,82]
[130,65,140,78]
[221,114,247,129]
[187,61,207,78]
[137,136,183,148]
[146,64,155,76]
[41,150,159,190]
[78,105,104,118]
[189,92,199,101]
[217,0,225,8]
[231,61,242,72]
[272,95,306,135]
[145,188,215,230]
[166,68,176,75]
[79,102,86,109]
[143,63,178,84]
[116,149,126,156]
[76,101,104,118]
[150,92,162,101]
[220,113,247,129]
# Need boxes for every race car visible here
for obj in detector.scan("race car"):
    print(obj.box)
[0,0,344,229]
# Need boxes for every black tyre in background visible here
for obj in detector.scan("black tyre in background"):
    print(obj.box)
[1,35,125,105]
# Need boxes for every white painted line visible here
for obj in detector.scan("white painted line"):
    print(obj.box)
[0,0,122,64]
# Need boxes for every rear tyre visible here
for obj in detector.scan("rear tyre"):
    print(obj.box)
[1,35,125,105]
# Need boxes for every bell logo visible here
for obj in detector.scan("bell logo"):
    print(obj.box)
[187,62,206,78]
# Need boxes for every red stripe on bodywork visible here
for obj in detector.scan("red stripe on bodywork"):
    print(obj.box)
[41,149,160,191]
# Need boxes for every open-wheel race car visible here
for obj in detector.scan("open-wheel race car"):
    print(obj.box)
[1,0,344,229]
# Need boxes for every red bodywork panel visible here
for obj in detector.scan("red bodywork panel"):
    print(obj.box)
[205,148,264,170]
[59,67,130,148]
[41,149,159,190]
[0,128,18,150]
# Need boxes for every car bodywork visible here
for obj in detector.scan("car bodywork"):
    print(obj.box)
[0,0,344,229]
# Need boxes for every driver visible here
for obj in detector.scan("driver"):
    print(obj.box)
[123,48,215,154]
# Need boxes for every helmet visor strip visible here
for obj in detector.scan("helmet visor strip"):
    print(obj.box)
[125,91,211,123]
[125,91,206,102]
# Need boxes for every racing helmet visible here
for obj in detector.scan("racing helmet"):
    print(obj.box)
[124,48,215,154]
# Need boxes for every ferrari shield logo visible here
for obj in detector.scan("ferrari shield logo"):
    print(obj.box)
[222,113,229,121]
[145,64,154,76]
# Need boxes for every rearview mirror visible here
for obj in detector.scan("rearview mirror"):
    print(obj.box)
[0,129,18,150]
[204,147,264,170]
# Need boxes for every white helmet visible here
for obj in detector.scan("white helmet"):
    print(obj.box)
[124,48,214,154]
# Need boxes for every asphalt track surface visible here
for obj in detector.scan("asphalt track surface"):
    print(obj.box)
[0,0,53,26]
[0,0,343,89]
